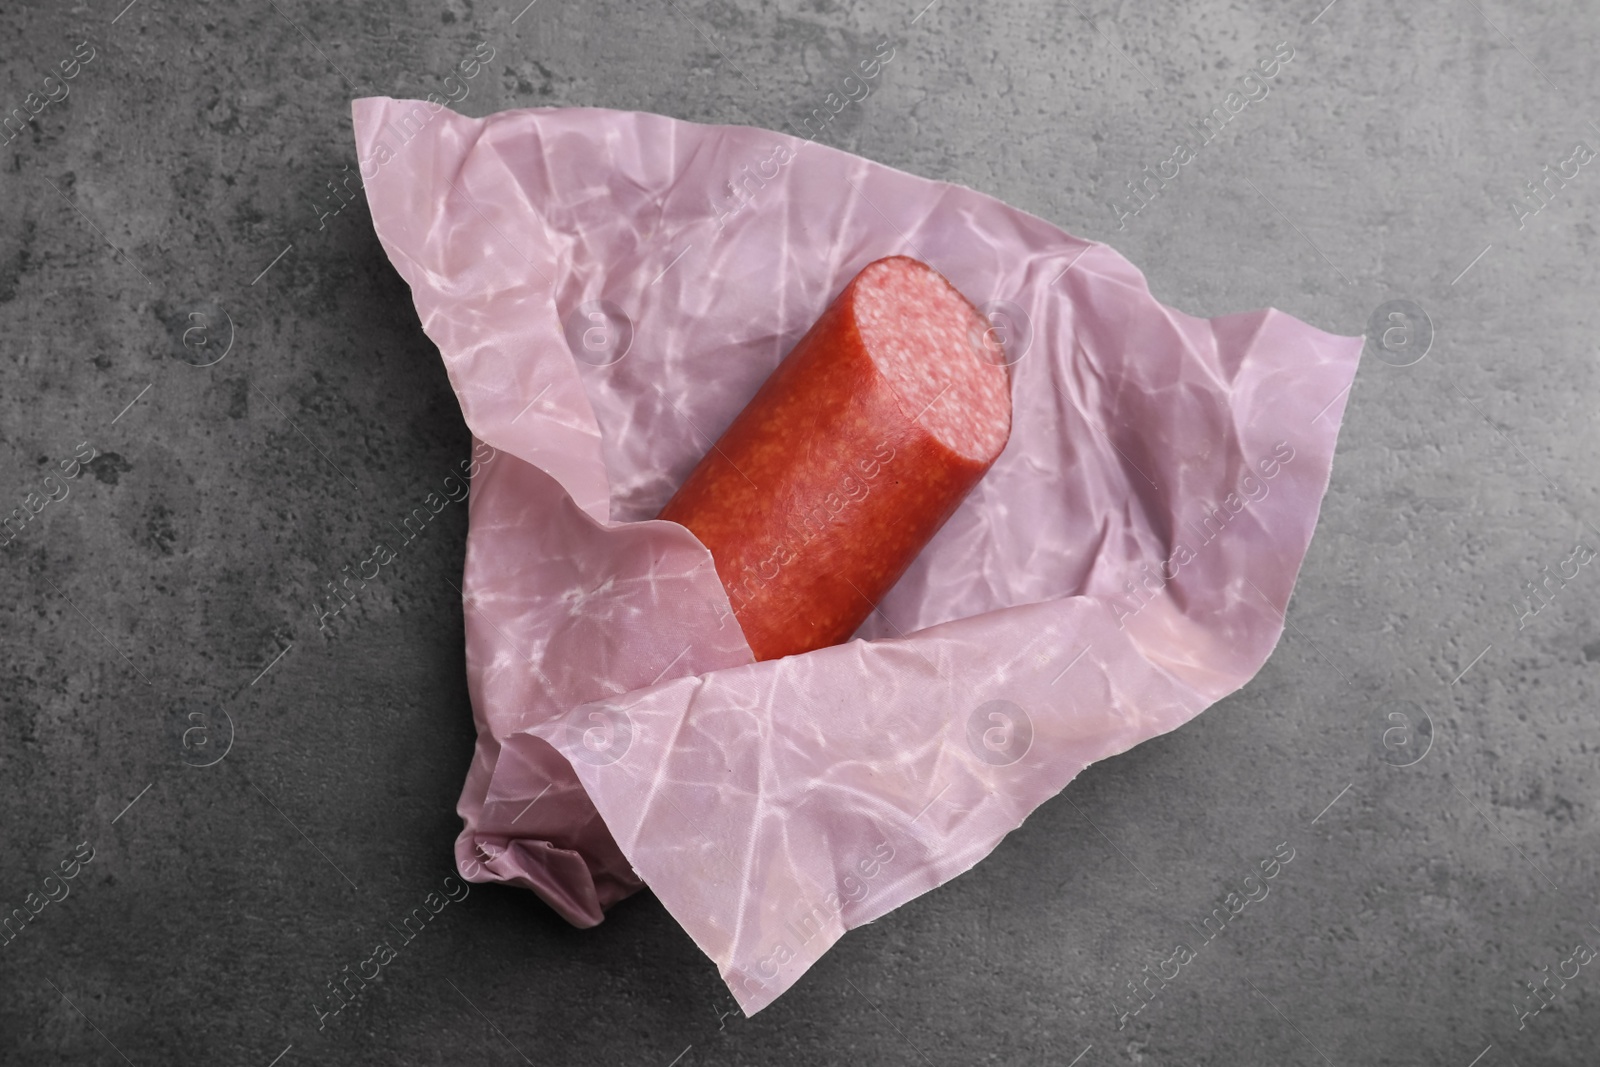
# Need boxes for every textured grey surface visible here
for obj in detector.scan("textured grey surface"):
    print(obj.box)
[1,0,1597,1064]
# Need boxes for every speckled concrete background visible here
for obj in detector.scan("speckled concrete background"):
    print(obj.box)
[1,0,1596,1064]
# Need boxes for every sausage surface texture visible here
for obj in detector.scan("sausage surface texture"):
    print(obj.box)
[657,255,1013,661]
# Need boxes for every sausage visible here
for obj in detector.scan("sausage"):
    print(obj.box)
[657,255,1013,661]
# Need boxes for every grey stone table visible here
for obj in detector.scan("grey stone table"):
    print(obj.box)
[1,0,1595,1064]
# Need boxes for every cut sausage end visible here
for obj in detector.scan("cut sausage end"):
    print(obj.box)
[850,256,1013,464]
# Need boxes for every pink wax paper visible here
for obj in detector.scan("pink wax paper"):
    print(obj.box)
[352,96,1363,1016]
